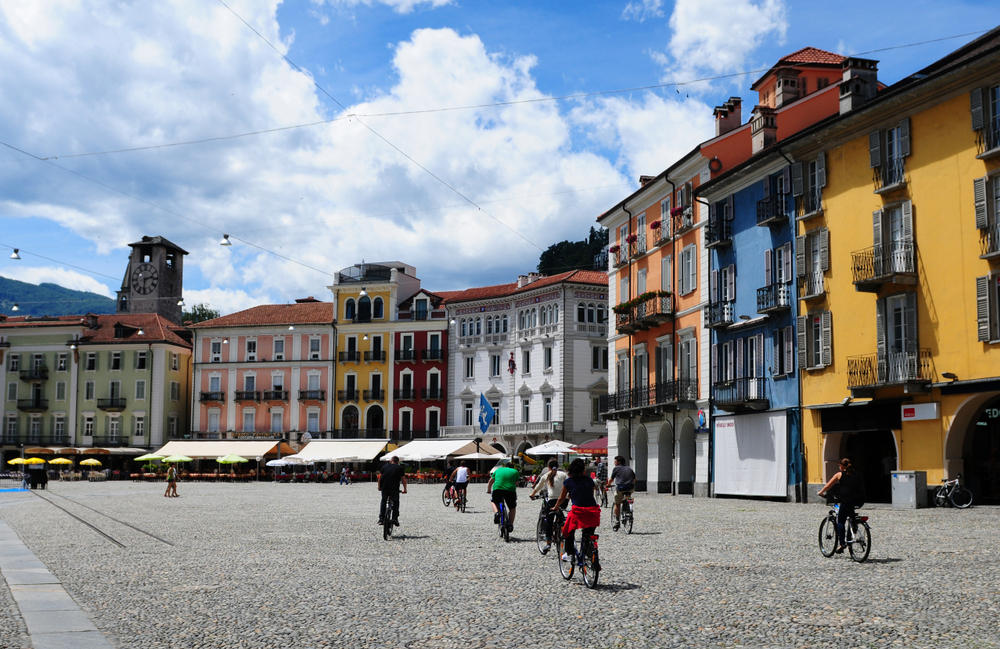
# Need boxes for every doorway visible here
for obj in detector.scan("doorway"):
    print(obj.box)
[841,430,897,503]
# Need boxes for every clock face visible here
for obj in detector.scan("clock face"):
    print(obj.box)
[131,263,159,295]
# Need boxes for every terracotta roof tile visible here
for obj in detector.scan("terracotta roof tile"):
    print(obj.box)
[442,270,607,305]
[190,302,333,328]
[778,47,845,66]
[0,313,190,348]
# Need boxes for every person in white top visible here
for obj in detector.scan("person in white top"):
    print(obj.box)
[530,459,569,554]
[450,461,470,510]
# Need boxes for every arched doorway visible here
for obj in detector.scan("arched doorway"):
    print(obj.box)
[676,417,696,494]
[341,405,359,436]
[657,422,674,493]
[633,426,648,491]
[366,405,384,438]
[830,430,897,504]
[491,442,507,455]
[962,395,1000,505]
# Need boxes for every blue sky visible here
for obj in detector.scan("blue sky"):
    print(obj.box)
[0,0,995,314]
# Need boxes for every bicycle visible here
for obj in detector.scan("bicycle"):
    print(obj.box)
[496,499,511,542]
[818,501,871,562]
[614,491,634,534]
[598,483,609,508]
[935,475,973,509]
[454,487,467,513]
[441,483,453,507]
[558,530,600,588]
[382,492,401,540]
[533,495,565,556]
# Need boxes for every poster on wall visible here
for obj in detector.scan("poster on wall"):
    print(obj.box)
[714,412,787,497]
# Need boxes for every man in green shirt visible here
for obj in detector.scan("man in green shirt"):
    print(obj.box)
[487,459,520,532]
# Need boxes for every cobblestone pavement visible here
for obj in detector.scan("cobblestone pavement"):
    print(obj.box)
[0,481,998,649]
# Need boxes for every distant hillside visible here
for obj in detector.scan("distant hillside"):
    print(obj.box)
[0,276,116,317]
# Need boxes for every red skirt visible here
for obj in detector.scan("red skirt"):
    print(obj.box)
[562,505,601,536]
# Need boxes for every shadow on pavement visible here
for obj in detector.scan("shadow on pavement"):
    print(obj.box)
[865,557,903,564]
[598,582,642,592]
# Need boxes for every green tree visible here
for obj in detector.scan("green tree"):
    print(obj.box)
[182,303,220,324]
[537,227,608,275]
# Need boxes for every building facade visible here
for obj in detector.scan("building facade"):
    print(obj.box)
[393,290,449,440]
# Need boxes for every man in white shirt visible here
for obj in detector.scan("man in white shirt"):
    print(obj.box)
[530,459,568,554]
[450,461,470,510]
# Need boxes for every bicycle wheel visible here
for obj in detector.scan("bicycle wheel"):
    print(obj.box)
[442,486,451,507]
[558,546,574,579]
[950,487,973,509]
[460,494,467,513]
[383,504,394,540]
[600,489,608,508]
[934,488,948,508]
[818,516,837,557]
[623,504,634,534]
[551,513,564,554]
[848,521,871,563]
[580,542,600,589]
[536,516,550,554]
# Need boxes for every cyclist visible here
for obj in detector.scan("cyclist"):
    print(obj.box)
[817,457,866,553]
[377,456,407,527]
[442,461,455,500]
[594,457,609,504]
[607,455,635,531]
[529,459,568,554]
[450,461,470,510]
[487,459,519,532]
[552,458,601,564]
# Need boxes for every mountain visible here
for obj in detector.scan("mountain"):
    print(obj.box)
[0,276,116,317]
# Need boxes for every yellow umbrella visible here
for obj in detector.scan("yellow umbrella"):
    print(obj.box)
[23,457,47,465]
[79,458,103,467]
[49,458,74,465]
[7,458,26,465]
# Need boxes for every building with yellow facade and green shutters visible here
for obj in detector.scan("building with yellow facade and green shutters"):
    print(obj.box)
[776,28,1000,504]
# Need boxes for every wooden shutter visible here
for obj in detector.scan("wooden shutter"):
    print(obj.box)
[765,248,773,285]
[976,275,991,342]
[899,117,911,158]
[727,264,735,301]
[736,338,744,379]
[875,299,886,360]
[756,333,765,376]
[784,326,794,374]
[821,311,832,367]
[762,176,770,198]
[795,235,806,278]
[901,200,914,242]
[688,250,697,295]
[772,331,782,375]
[971,88,984,132]
[873,209,884,248]
[687,339,697,390]
[684,182,693,207]
[791,162,804,197]
[904,292,918,353]
[816,152,827,188]
[820,228,830,272]
[796,316,807,370]
[726,195,734,221]
[710,268,718,302]
[869,130,882,168]
[782,166,791,193]
[782,243,792,282]
[974,177,989,230]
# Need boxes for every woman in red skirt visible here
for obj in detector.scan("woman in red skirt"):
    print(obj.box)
[551,457,601,563]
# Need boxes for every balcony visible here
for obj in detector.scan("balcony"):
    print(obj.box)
[200,391,226,403]
[615,293,673,335]
[705,219,732,249]
[396,429,440,440]
[851,242,917,292]
[234,391,261,402]
[598,379,698,419]
[16,398,49,412]
[799,273,826,302]
[846,349,932,397]
[395,349,418,362]
[362,389,385,401]
[612,248,628,268]
[262,390,288,401]
[672,208,695,235]
[96,397,126,412]
[706,302,734,329]
[756,284,791,314]
[338,350,360,363]
[299,389,326,401]
[652,226,670,248]
[363,350,386,362]
[574,322,607,337]
[979,225,1000,260]
[421,388,444,400]
[333,428,388,439]
[91,436,126,447]
[796,189,823,221]
[19,366,48,381]
[440,421,563,439]
[394,388,416,400]
[976,126,1000,159]
[873,160,906,193]
[422,349,444,361]
[756,195,789,226]
[629,235,647,259]
[337,389,359,402]
[713,378,769,412]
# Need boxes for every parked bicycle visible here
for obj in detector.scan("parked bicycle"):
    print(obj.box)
[935,475,973,509]
[532,495,565,556]
[818,501,871,562]
[558,531,600,588]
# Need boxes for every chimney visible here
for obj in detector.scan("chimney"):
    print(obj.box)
[517,274,529,289]
[774,69,801,108]
[839,57,879,115]
[750,106,777,154]
[714,97,742,136]
[639,175,656,186]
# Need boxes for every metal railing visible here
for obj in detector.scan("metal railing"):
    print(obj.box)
[613,248,629,267]
[440,421,563,438]
[598,379,698,416]
[395,349,417,361]
[756,195,789,225]
[713,378,769,410]
[756,284,791,313]
[673,208,694,234]
[19,366,48,381]
[200,391,225,402]
[706,301,734,328]
[652,226,670,248]
[851,242,915,286]
[96,397,127,411]
[338,351,360,362]
[800,273,826,299]
[363,350,386,362]
[16,398,49,412]
[846,350,932,388]
[630,234,647,258]
[262,390,288,401]
[873,159,906,192]
[798,188,822,217]
[362,389,385,401]
[980,224,1000,258]
[394,388,416,400]
[234,391,260,402]
[299,390,326,401]
[337,389,359,402]
[616,294,673,334]
[422,349,444,361]
[421,388,444,400]
[976,126,1000,157]
[705,219,731,247]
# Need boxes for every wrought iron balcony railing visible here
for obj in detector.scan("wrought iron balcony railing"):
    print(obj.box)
[96,397,127,411]
[394,388,416,400]
[705,219,732,248]
[363,389,385,401]
[299,390,326,401]
[421,388,444,400]
[615,294,673,334]
[234,391,261,402]
[262,390,288,401]
[846,350,932,390]
[756,195,789,226]
[16,398,49,412]
[873,159,906,193]
[713,378,769,411]
[422,349,444,361]
[19,366,48,381]
[200,391,225,402]
[598,379,698,418]
[652,226,670,248]
[979,224,1000,259]
[337,389,359,402]
[395,349,418,362]
[799,273,826,300]
[363,350,386,362]
[797,188,823,219]
[851,242,916,291]
[976,126,1000,158]
[338,351,360,362]
[756,283,791,314]
[706,301,734,329]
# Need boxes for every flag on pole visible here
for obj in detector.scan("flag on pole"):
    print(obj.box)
[478,393,495,435]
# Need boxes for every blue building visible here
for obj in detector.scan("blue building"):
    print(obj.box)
[699,160,805,501]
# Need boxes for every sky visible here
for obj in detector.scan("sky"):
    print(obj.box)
[0,0,995,315]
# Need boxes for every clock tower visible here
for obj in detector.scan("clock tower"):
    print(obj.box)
[116,235,187,323]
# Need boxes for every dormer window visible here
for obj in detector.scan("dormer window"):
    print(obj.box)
[414,298,428,321]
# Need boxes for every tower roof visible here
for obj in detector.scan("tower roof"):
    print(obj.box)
[751,46,846,90]
[127,235,188,255]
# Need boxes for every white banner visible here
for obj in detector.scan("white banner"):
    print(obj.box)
[713,412,787,497]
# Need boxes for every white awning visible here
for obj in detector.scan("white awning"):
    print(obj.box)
[294,440,393,462]
[151,441,295,460]
[382,439,501,461]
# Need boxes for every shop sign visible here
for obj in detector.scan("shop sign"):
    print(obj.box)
[901,402,939,422]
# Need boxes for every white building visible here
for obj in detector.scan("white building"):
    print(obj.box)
[440,270,608,455]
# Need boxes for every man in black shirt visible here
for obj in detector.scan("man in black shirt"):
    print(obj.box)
[607,455,636,531]
[377,456,408,526]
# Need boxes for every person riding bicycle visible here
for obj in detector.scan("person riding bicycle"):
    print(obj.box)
[530,459,568,554]
[817,457,866,553]
[552,458,601,565]
[450,461,471,510]
[607,455,635,531]
[377,456,407,527]
[487,459,519,532]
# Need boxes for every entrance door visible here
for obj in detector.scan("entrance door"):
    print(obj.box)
[842,430,897,503]
[965,397,1000,505]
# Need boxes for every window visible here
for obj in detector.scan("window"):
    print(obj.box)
[870,119,910,190]
[490,354,501,377]
[373,297,384,319]
[243,410,255,432]
[209,375,221,392]
[873,201,914,273]
[111,352,121,370]
[211,341,222,363]
[679,335,697,398]
[54,416,65,439]
[244,374,256,391]
[414,298,429,320]
[109,380,121,398]
[464,357,474,380]
[718,265,735,302]
[134,416,145,437]
[591,396,601,423]
[522,399,530,423]
[679,245,697,295]
[772,242,793,284]
[797,312,832,369]
[108,416,120,440]
[773,327,793,376]
[274,337,285,360]
[135,380,146,400]
[8,354,18,371]
[83,416,94,437]
[207,411,220,433]
[85,352,97,371]
[5,415,16,437]
[660,198,672,237]
[974,174,1000,257]
[661,255,672,292]
[135,351,147,369]
[619,276,629,304]
[170,381,180,401]
[791,152,826,215]
[637,268,647,294]
[307,373,320,391]
[592,346,608,371]
[795,228,830,296]
[543,397,552,421]
[971,84,1000,153]
[56,381,66,401]
[168,416,178,437]
[309,337,321,360]
[491,401,500,425]
[522,350,531,375]
[544,346,553,370]
[85,381,95,400]
[29,417,41,440]
[57,353,67,371]
[6,382,16,401]
[976,273,1000,342]
[246,339,257,361]
[307,411,320,433]
[464,403,474,426]
[429,333,441,351]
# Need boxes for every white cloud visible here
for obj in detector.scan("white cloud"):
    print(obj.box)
[622,0,664,23]
[182,287,265,316]
[1,267,115,298]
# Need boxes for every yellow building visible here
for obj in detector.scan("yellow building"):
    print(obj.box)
[787,30,1000,503]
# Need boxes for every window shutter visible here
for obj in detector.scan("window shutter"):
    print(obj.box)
[899,117,911,158]
[782,166,791,193]
[869,130,882,168]
[688,250,697,295]
[736,338,744,379]
[765,248,773,285]
[726,195,734,220]
[901,200,914,242]
[816,152,827,189]
[711,343,718,383]
[876,299,887,360]
[762,176,770,198]
[709,267,718,302]
[796,316,807,370]
[709,201,716,224]
[820,228,830,272]
[873,209,884,248]
[782,243,792,282]
[687,340,697,389]
[974,177,989,230]
[727,264,735,301]
[971,88,985,132]
[756,333,765,376]
[791,162,804,197]
[904,292,918,353]
[684,182,693,207]
[821,311,832,367]
[795,235,806,278]
[976,275,991,342]
[784,326,794,374]
[772,331,781,374]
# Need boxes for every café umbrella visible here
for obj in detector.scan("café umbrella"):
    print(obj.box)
[23,457,47,465]
[49,458,74,465]
[6,458,26,465]
[79,458,103,467]
[135,453,164,462]
[162,455,193,463]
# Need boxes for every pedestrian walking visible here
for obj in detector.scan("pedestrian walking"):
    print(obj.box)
[165,464,179,497]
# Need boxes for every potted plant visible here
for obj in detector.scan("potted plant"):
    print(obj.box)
[626,233,637,244]
[608,244,620,253]
[670,206,683,217]
[650,220,661,230]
